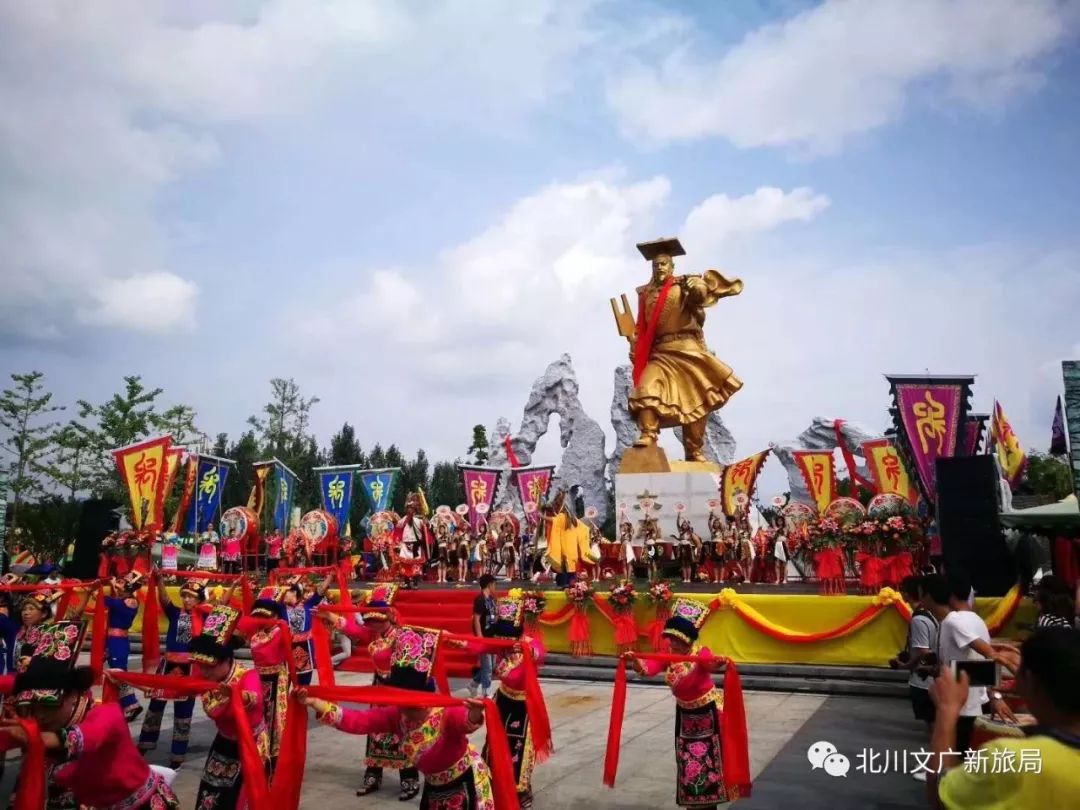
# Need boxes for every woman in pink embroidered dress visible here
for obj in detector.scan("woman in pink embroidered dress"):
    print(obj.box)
[627,597,733,809]
[1,620,179,808]
[191,605,269,810]
[299,624,494,810]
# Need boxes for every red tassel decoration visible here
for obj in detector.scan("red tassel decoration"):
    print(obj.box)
[311,616,336,687]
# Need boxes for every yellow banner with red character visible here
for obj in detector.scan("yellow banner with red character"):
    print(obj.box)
[862,439,914,503]
[113,435,173,531]
[991,400,1027,490]
[792,451,837,513]
[721,450,770,516]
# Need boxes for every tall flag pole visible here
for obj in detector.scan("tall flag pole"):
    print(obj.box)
[885,375,973,503]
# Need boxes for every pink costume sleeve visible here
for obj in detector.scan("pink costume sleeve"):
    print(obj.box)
[320,704,401,736]
[241,668,263,726]
[339,616,374,644]
[639,657,666,677]
[63,701,117,759]
[442,704,482,736]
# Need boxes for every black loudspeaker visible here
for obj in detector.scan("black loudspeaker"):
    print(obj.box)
[66,498,121,579]
[936,456,1016,596]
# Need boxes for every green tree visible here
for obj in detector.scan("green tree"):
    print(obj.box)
[367,444,386,470]
[467,424,489,465]
[154,404,202,447]
[43,421,95,501]
[400,449,431,507]
[248,378,319,458]
[225,431,260,515]
[430,460,465,509]
[1017,453,1073,501]
[15,496,81,561]
[0,371,64,529]
[76,375,164,499]
[212,433,229,458]
[329,423,366,467]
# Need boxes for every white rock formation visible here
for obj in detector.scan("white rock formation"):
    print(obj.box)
[485,354,609,521]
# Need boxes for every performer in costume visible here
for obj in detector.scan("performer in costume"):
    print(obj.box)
[543,490,596,587]
[283,571,334,686]
[432,517,453,584]
[104,572,145,721]
[15,589,61,672]
[638,516,663,582]
[673,516,700,584]
[190,605,270,810]
[301,624,495,810]
[138,574,213,768]
[705,512,724,584]
[617,520,636,581]
[627,598,736,807]
[498,519,519,582]
[455,519,472,584]
[221,528,243,576]
[335,583,422,800]
[455,591,547,809]
[0,582,17,676]
[238,587,290,776]
[3,621,179,809]
[265,531,284,574]
[395,492,432,588]
[197,530,219,572]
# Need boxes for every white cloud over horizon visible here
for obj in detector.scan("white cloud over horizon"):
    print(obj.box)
[607,0,1074,152]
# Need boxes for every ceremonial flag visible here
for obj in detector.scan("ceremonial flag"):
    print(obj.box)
[1062,362,1080,502]
[1051,395,1067,456]
[316,466,359,536]
[248,464,271,515]
[513,466,555,514]
[720,450,770,516]
[991,401,1027,490]
[886,375,972,501]
[861,439,914,502]
[113,435,172,531]
[791,451,836,514]
[170,457,198,533]
[459,465,501,531]
[185,455,233,534]
[961,414,989,457]
[358,468,399,513]
[272,460,298,532]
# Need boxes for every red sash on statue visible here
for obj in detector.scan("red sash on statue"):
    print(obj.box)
[632,276,676,386]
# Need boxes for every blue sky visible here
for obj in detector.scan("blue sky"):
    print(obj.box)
[2,0,1078,494]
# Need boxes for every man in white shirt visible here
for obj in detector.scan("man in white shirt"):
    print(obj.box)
[936,570,1015,752]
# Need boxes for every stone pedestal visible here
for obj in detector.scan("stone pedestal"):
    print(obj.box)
[618,445,671,474]
[614,470,722,544]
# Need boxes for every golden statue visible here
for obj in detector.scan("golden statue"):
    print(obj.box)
[611,237,743,472]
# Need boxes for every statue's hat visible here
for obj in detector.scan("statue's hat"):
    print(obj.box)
[637,237,685,261]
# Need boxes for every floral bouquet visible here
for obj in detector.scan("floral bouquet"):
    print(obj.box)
[645,579,673,607]
[608,579,637,614]
[522,589,546,632]
[566,575,594,657]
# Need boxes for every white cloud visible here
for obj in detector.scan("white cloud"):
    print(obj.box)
[607,0,1073,151]
[0,1,599,343]
[77,272,199,332]
[683,187,830,252]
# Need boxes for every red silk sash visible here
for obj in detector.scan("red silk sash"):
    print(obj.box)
[104,670,270,807]
[632,276,676,386]
[303,685,518,810]
[442,632,553,763]
[604,652,751,798]
[0,717,47,810]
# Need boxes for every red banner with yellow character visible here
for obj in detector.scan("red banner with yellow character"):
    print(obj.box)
[721,450,770,516]
[113,435,173,531]
[792,451,836,514]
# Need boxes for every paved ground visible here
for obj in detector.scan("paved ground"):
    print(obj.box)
[1,675,931,809]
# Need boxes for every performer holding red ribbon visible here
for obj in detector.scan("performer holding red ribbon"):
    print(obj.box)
[299,623,505,810]
[605,597,751,808]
